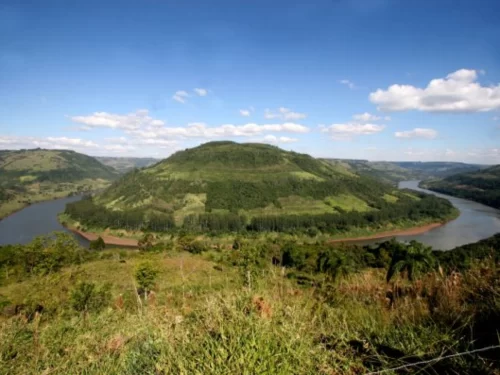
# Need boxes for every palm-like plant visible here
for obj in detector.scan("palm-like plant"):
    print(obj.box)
[317,249,354,283]
[386,241,435,283]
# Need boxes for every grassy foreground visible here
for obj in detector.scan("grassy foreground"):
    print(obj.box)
[1,236,499,374]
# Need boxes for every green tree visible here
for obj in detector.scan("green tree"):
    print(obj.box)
[386,241,435,283]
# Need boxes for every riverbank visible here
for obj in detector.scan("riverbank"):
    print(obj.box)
[66,220,448,249]
[69,228,139,247]
[328,222,444,244]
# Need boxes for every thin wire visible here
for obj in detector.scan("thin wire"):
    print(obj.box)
[365,344,500,375]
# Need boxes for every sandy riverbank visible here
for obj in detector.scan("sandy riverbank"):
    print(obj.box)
[70,228,139,247]
[328,222,444,244]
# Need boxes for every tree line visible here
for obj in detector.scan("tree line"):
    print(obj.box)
[65,192,454,234]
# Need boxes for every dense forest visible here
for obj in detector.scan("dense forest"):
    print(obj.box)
[424,165,500,209]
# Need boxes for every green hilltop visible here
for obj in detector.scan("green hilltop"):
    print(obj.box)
[423,164,500,209]
[95,141,397,216]
[66,141,456,234]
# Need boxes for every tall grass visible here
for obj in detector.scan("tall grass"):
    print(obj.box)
[0,251,498,374]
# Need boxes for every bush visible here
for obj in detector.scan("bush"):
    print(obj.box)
[135,262,159,295]
[89,236,105,250]
[70,281,111,314]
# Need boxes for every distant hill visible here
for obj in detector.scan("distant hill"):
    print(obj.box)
[0,149,119,219]
[96,157,158,173]
[423,165,500,209]
[0,149,119,184]
[66,141,456,234]
[322,159,484,185]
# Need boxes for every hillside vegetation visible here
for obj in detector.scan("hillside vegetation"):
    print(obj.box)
[65,142,457,236]
[0,149,119,219]
[96,157,158,173]
[423,165,500,209]
[0,232,498,374]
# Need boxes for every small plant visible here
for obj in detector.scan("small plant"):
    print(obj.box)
[89,236,105,250]
[135,262,159,300]
[70,281,111,314]
[138,233,155,252]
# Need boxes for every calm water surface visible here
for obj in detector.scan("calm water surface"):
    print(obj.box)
[0,181,499,250]
[0,195,88,246]
[353,181,500,250]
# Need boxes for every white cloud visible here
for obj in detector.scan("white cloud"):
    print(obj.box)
[194,88,208,96]
[320,124,385,140]
[352,112,383,122]
[0,135,98,150]
[262,135,299,144]
[239,109,251,117]
[264,107,307,120]
[172,90,190,103]
[395,128,438,139]
[370,69,500,112]
[129,122,309,140]
[71,109,165,130]
[339,79,356,90]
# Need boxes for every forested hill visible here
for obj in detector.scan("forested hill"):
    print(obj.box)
[0,149,119,184]
[66,141,456,234]
[423,165,500,209]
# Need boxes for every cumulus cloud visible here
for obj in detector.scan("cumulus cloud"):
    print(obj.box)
[240,109,251,117]
[172,90,190,103]
[395,128,438,139]
[320,124,385,140]
[339,79,356,90]
[370,69,500,112]
[264,107,307,121]
[262,135,299,144]
[129,122,309,140]
[352,112,385,122]
[194,88,208,96]
[71,109,165,130]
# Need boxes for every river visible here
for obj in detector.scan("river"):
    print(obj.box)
[352,180,500,250]
[0,195,89,247]
[0,181,499,249]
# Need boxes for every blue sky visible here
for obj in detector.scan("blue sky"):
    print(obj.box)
[1,0,500,163]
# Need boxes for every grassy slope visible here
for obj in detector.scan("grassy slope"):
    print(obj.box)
[0,149,119,219]
[0,245,497,374]
[423,165,500,209]
[94,142,415,223]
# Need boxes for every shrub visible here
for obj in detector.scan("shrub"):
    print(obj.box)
[89,236,105,250]
[135,262,159,297]
[70,281,111,314]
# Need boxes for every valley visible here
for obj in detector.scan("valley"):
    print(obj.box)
[0,144,499,374]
